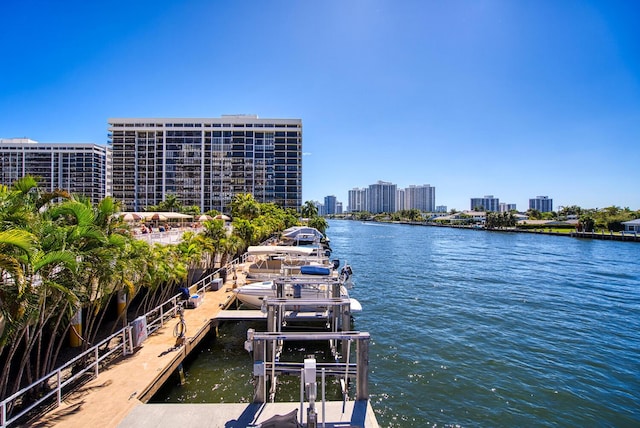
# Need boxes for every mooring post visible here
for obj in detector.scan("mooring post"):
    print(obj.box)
[356,336,369,401]
[253,339,265,403]
[341,301,351,332]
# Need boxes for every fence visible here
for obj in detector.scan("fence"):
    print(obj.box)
[0,255,244,428]
[0,328,129,428]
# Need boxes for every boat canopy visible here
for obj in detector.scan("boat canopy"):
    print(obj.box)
[247,245,315,256]
[280,227,325,241]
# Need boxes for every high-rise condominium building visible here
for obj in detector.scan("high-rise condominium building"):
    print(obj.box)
[0,138,110,204]
[396,188,406,211]
[368,181,397,214]
[324,195,337,215]
[108,115,302,213]
[529,196,553,213]
[348,188,367,212]
[470,195,500,212]
[404,184,436,212]
[499,202,517,212]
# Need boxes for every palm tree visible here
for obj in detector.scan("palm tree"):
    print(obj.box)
[230,193,260,220]
[232,218,255,247]
[177,231,206,286]
[201,219,229,268]
[0,229,37,348]
[162,193,181,212]
[526,208,542,220]
[219,235,244,271]
[301,201,318,218]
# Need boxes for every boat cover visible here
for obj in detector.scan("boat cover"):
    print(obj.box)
[247,245,314,256]
[300,265,331,275]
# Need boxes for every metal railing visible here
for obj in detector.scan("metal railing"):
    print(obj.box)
[0,328,129,428]
[0,256,243,428]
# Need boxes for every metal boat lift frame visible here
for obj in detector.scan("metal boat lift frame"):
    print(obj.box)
[249,330,370,404]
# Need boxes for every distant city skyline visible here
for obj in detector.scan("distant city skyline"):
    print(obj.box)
[2,1,639,211]
[318,183,559,214]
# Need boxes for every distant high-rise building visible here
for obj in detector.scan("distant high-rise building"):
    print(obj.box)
[324,195,337,215]
[529,196,553,213]
[0,138,109,204]
[396,188,406,211]
[336,201,343,214]
[108,115,302,213]
[404,184,436,212]
[470,195,499,212]
[368,181,397,214]
[435,205,448,213]
[348,187,367,212]
[499,202,517,212]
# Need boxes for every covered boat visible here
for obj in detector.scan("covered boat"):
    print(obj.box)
[244,245,337,281]
[233,265,359,312]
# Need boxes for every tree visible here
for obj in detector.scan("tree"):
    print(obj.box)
[526,209,542,220]
[201,219,228,268]
[301,201,318,218]
[559,205,582,217]
[230,193,260,220]
[308,216,328,235]
[579,215,595,232]
[407,209,422,222]
[161,193,181,212]
[232,218,255,247]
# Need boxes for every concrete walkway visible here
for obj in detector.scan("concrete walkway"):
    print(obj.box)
[29,280,235,428]
[118,401,379,427]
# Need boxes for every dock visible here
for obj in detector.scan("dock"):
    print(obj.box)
[214,309,268,321]
[24,263,379,428]
[118,401,378,427]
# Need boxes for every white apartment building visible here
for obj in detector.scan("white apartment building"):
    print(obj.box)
[404,184,436,212]
[0,138,110,204]
[348,188,367,212]
[108,115,302,213]
[499,202,517,212]
[368,181,397,214]
[396,188,406,211]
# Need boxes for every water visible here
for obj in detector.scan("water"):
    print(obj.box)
[153,220,640,427]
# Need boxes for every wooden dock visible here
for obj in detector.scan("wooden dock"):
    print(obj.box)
[214,309,268,321]
[25,263,380,427]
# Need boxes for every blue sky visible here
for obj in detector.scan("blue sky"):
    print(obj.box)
[1,0,639,211]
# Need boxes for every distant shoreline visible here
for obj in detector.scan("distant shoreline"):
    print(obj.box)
[331,218,640,242]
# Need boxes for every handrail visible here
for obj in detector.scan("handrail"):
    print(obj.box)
[0,256,243,428]
[0,328,129,428]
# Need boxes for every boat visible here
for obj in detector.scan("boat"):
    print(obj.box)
[233,264,360,312]
[280,226,327,245]
[244,245,338,281]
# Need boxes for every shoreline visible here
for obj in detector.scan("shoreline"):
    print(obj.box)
[334,218,640,242]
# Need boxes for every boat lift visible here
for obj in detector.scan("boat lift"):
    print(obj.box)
[246,330,370,427]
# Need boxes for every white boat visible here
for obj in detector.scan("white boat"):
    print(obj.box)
[280,226,327,245]
[233,265,360,312]
[244,245,337,281]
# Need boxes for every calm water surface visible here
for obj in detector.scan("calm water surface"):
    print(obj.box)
[154,220,640,427]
